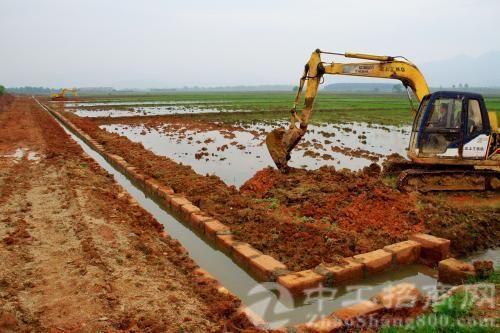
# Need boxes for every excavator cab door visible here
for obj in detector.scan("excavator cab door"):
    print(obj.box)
[461,96,491,159]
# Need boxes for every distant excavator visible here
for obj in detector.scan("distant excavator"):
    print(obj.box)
[266,49,499,191]
[51,88,78,101]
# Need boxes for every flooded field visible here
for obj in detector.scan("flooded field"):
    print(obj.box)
[62,94,416,186]
[72,106,223,117]
[59,98,250,118]
[65,104,235,117]
[466,248,500,266]
[56,93,444,188]
[64,100,227,107]
[59,92,428,125]
[100,120,409,186]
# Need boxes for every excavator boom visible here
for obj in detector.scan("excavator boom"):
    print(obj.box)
[266,49,430,171]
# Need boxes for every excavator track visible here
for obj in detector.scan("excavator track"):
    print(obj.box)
[397,168,500,192]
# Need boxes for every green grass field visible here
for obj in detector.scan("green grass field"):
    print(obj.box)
[80,92,500,126]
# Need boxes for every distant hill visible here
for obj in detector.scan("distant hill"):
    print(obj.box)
[6,86,55,95]
[78,87,116,94]
[421,51,500,87]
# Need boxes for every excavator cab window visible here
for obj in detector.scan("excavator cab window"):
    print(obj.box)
[419,96,464,155]
[427,98,462,129]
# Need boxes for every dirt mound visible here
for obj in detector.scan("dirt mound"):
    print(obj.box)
[420,193,500,257]
[242,165,425,247]
[242,166,500,260]
[241,167,278,198]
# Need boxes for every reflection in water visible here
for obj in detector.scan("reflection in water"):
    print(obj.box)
[101,121,410,187]
[464,248,500,266]
[70,105,230,117]
[64,100,227,107]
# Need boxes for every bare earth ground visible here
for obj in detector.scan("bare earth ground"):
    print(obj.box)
[0,96,254,332]
[60,106,500,272]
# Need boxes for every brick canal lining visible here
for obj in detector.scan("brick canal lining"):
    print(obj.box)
[37,97,444,328]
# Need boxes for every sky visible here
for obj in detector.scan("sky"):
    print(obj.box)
[1,0,499,88]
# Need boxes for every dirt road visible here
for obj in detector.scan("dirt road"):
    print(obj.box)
[0,96,251,332]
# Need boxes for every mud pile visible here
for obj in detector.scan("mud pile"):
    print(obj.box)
[242,166,500,259]
[241,165,425,250]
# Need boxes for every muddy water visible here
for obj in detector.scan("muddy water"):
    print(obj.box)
[59,100,239,117]
[68,106,227,117]
[64,101,226,107]
[465,248,500,266]
[101,121,410,187]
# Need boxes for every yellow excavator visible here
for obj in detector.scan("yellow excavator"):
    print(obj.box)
[266,49,499,191]
[51,88,78,101]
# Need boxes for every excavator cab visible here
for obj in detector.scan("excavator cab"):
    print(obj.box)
[409,91,493,161]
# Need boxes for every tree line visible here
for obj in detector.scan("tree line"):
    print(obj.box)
[6,86,55,95]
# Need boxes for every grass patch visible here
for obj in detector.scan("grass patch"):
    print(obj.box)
[381,175,398,189]
[254,197,279,209]
[433,291,475,318]
[300,216,315,223]
[467,268,500,285]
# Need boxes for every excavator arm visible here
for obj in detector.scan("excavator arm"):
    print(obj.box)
[266,49,430,170]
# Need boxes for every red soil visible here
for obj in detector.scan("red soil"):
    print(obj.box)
[0,94,14,112]
[0,97,254,332]
[241,169,277,198]
[241,166,425,249]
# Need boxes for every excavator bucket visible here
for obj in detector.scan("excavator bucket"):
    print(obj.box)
[265,128,288,170]
[265,126,303,171]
